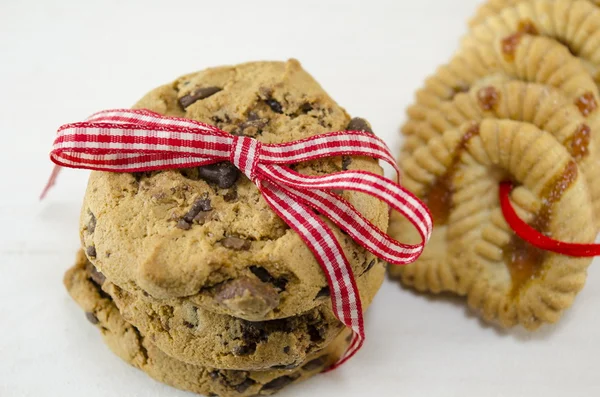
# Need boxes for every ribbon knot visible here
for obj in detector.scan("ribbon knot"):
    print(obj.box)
[230,136,261,181]
[42,108,432,368]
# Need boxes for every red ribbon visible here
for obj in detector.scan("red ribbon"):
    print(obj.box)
[499,181,600,256]
[44,108,432,367]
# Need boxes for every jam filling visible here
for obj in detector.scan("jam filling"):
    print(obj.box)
[503,161,578,296]
[426,124,480,225]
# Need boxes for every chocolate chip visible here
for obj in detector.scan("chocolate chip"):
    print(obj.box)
[183,197,212,223]
[235,379,256,393]
[85,312,99,325]
[315,286,330,299]
[342,156,352,170]
[209,371,220,380]
[249,266,288,291]
[221,237,251,251]
[261,376,296,392]
[198,162,240,189]
[266,99,284,114]
[302,356,326,371]
[283,346,290,354]
[223,189,238,202]
[179,86,222,109]
[86,246,97,259]
[347,117,373,134]
[345,334,353,343]
[87,211,96,233]
[176,219,192,230]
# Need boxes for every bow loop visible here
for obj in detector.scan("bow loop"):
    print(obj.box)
[230,136,262,181]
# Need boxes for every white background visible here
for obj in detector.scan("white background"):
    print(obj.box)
[1,0,600,396]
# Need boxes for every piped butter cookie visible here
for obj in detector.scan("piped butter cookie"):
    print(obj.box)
[391,119,595,329]
[465,0,600,83]
[470,0,600,27]
[396,81,600,229]
[403,35,599,155]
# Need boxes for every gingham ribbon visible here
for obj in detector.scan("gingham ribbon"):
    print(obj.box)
[44,108,432,367]
[500,182,600,256]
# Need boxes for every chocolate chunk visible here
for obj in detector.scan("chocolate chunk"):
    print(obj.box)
[183,197,212,223]
[307,323,325,343]
[223,189,238,202]
[179,86,222,109]
[302,356,326,371]
[87,211,96,233]
[215,277,280,317]
[198,162,240,189]
[283,346,290,354]
[261,376,296,392]
[209,371,220,380]
[249,266,272,283]
[361,259,376,275]
[249,266,288,291]
[86,246,97,259]
[342,156,352,170]
[235,379,256,393]
[183,321,195,329]
[266,99,284,114]
[347,117,373,134]
[221,237,251,251]
[85,312,99,325]
[87,263,106,286]
[238,117,268,132]
[176,219,192,230]
[233,344,257,356]
[193,211,213,225]
[300,102,313,113]
[315,286,330,299]
[270,363,299,370]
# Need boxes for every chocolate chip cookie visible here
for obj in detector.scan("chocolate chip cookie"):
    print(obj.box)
[88,250,384,370]
[64,250,351,396]
[80,59,388,322]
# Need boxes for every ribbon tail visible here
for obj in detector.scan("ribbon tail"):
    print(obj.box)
[500,181,600,256]
[273,183,425,264]
[257,180,365,365]
[40,165,62,200]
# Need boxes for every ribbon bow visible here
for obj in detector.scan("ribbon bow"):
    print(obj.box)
[44,108,432,367]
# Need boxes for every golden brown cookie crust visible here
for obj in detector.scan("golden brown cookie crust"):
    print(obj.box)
[64,251,351,397]
[80,59,388,322]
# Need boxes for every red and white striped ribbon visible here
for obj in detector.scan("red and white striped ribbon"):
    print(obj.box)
[44,109,432,367]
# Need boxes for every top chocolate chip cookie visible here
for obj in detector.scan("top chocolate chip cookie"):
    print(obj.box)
[80,59,388,321]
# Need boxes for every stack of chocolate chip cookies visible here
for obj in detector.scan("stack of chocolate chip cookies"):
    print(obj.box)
[389,0,600,330]
[64,59,389,396]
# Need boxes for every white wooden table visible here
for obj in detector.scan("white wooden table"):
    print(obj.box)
[1,0,599,396]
